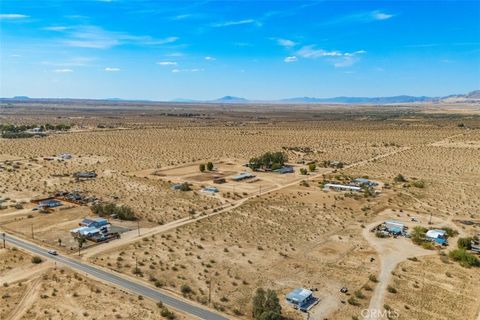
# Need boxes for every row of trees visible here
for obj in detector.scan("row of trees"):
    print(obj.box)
[91,203,136,221]
[1,132,45,139]
[0,123,71,133]
[299,163,317,175]
[249,152,288,170]
[199,162,214,172]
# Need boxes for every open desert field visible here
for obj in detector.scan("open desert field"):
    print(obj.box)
[0,247,192,320]
[1,102,480,320]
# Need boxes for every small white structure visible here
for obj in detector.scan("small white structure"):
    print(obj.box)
[59,153,72,160]
[385,221,405,235]
[323,183,361,192]
[201,186,219,193]
[426,229,447,245]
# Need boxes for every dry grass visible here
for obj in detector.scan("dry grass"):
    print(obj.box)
[384,254,480,320]
[1,104,480,319]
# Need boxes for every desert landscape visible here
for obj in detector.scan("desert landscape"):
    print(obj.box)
[1,100,479,320]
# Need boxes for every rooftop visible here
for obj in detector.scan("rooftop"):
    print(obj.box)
[286,288,313,303]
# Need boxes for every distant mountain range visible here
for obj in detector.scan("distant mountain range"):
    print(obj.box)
[4,90,480,105]
[176,91,480,104]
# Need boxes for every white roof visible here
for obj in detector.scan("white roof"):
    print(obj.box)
[385,221,404,227]
[426,229,446,238]
[324,183,361,191]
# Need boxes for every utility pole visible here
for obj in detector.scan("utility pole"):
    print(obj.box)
[429,211,433,225]
[208,275,213,306]
[31,224,34,239]
[2,233,5,248]
[135,256,138,276]
[137,220,140,236]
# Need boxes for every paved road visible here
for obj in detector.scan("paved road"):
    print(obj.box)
[3,234,228,320]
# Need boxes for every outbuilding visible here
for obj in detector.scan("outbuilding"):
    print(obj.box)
[274,166,294,174]
[352,178,378,187]
[426,229,447,245]
[231,172,256,181]
[385,220,405,235]
[202,186,219,193]
[323,183,361,192]
[38,199,62,208]
[286,288,318,312]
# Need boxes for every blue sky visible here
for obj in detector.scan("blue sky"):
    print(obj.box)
[1,0,479,100]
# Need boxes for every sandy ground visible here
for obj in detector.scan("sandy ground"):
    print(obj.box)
[0,248,194,320]
[1,103,479,319]
[362,221,434,320]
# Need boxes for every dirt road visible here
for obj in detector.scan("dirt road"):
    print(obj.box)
[362,222,433,320]
[84,146,412,259]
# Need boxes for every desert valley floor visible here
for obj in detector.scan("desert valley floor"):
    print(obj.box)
[0,100,479,320]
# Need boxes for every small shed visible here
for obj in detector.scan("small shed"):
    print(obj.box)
[353,178,378,187]
[202,186,219,193]
[323,183,361,192]
[286,288,317,311]
[385,221,405,235]
[38,199,62,208]
[170,183,183,190]
[74,171,97,179]
[426,229,447,245]
[231,172,256,181]
[59,153,72,160]
[274,166,294,174]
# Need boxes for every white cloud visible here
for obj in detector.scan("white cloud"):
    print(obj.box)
[62,25,178,49]
[165,52,184,57]
[172,14,193,20]
[284,56,298,63]
[344,50,367,56]
[0,14,30,21]
[44,26,69,31]
[326,10,395,25]
[0,14,29,20]
[171,68,203,73]
[53,69,73,73]
[42,57,96,67]
[297,46,343,58]
[104,67,120,72]
[212,19,259,27]
[372,11,394,21]
[204,56,216,61]
[334,56,357,68]
[277,38,296,47]
[157,61,177,66]
[296,45,366,67]
[297,46,366,59]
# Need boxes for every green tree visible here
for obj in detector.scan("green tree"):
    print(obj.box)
[199,163,206,172]
[249,152,288,170]
[308,163,316,172]
[299,168,308,175]
[410,226,427,245]
[206,162,214,171]
[252,288,281,320]
[394,174,407,182]
[458,237,473,250]
[252,288,266,319]
[76,234,87,255]
[449,249,480,267]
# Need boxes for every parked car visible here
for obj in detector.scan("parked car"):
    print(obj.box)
[47,250,58,255]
